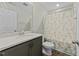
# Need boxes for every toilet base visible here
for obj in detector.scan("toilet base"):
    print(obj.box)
[42,48,53,56]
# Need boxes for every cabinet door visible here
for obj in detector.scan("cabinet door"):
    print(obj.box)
[1,42,29,56]
[0,52,2,56]
[30,36,42,56]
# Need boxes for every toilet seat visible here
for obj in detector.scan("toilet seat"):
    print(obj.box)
[43,41,54,49]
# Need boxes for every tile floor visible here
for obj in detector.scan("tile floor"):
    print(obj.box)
[52,50,70,56]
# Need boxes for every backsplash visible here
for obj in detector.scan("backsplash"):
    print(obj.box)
[44,6,76,55]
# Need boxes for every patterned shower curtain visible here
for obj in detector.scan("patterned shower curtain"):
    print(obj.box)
[43,6,76,55]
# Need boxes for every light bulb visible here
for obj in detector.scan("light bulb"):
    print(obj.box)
[56,4,60,7]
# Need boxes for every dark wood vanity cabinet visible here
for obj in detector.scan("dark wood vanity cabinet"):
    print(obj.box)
[0,36,42,56]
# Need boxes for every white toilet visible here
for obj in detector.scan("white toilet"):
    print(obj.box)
[42,41,55,56]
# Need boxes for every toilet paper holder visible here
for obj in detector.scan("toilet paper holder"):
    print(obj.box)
[72,40,79,45]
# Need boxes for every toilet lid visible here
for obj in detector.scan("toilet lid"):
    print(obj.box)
[43,41,54,48]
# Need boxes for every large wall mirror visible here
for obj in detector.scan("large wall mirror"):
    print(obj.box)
[0,2,33,33]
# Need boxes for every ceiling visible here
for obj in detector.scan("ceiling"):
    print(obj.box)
[8,2,32,16]
[7,2,74,16]
[34,2,73,11]
[8,2,73,11]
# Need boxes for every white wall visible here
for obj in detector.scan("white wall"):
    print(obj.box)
[32,3,47,34]
[0,2,32,32]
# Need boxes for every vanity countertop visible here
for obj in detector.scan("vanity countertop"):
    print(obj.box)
[0,32,42,51]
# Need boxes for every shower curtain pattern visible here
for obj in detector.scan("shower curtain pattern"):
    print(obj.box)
[44,7,76,55]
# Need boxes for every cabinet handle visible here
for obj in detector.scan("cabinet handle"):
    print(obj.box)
[29,43,33,47]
